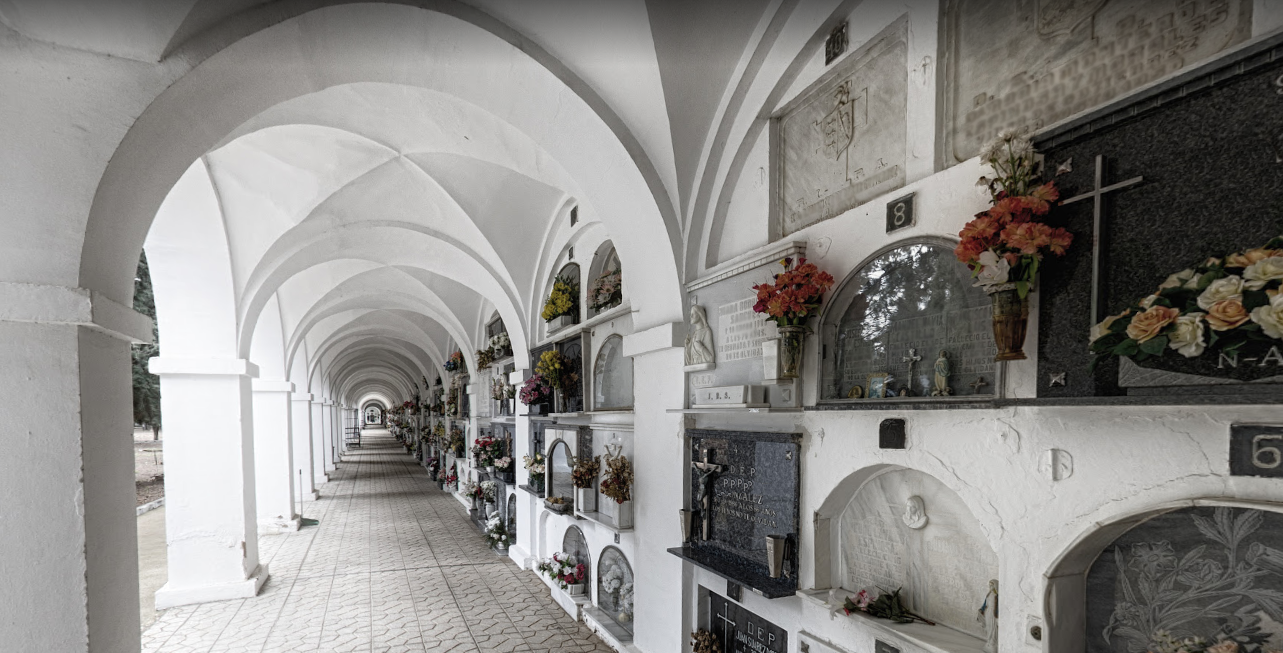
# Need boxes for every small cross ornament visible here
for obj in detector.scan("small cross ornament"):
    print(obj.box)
[969,377,989,394]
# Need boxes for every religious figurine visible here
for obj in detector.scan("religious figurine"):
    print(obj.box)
[931,350,953,396]
[898,388,908,397]
[978,579,999,653]
[691,449,724,540]
[684,305,716,371]
[902,495,927,529]
[901,348,922,395]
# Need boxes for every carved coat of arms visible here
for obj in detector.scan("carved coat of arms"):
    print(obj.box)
[816,81,858,161]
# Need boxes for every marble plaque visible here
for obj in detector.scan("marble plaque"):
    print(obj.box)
[778,19,907,235]
[943,0,1251,163]
[707,589,788,653]
[820,242,996,401]
[694,385,767,407]
[1086,506,1283,653]
[839,468,997,637]
[717,297,776,364]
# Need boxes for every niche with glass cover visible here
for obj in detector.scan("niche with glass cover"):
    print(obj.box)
[592,335,633,411]
[819,239,999,402]
[596,546,635,634]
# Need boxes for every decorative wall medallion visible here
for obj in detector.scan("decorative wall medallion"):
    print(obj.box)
[902,495,928,529]
[1039,448,1073,481]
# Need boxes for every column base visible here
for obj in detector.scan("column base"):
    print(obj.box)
[154,563,270,609]
[259,516,301,534]
[315,473,329,485]
[302,489,321,502]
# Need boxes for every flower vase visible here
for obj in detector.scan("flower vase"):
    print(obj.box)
[988,285,1029,361]
[485,501,495,517]
[486,466,496,475]
[553,388,567,414]
[566,583,585,596]
[576,487,597,514]
[776,325,808,379]
[533,477,545,494]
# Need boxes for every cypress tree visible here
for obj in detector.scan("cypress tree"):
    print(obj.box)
[132,251,161,439]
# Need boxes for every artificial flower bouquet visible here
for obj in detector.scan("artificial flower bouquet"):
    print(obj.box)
[519,373,552,406]
[536,552,586,590]
[1090,237,1283,369]
[599,451,633,504]
[571,455,600,489]
[842,588,935,625]
[493,456,512,471]
[479,480,497,503]
[484,514,510,549]
[489,332,512,356]
[470,435,504,467]
[541,274,579,322]
[523,453,545,485]
[588,268,622,312]
[443,350,464,372]
[476,348,495,369]
[751,257,835,327]
[956,127,1073,298]
[535,350,578,391]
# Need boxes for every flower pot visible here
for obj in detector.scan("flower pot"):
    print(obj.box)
[566,582,585,596]
[989,285,1029,361]
[547,314,575,334]
[532,477,545,494]
[495,544,509,555]
[485,501,495,517]
[486,466,496,475]
[576,487,597,513]
[776,325,808,380]
[601,498,633,529]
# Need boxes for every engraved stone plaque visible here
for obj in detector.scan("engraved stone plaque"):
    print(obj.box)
[707,589,788,653]
[839,468,997,636]
[777,19,907,235]
[820,242,997,401]
[942,0,1252,164]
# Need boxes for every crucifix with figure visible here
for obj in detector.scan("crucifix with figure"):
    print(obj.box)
[692,448,724,541]
[1060,154,1144,323]
[902,348,922,396]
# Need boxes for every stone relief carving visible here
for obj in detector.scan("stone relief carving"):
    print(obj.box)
[903,495,928,529]
[684,305,716,372]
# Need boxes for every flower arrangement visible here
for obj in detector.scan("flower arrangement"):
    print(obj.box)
[444,464,457,489]
[493,456,512,471]
[601,566,633,620]
[479,480,497,503]
[1090,237,1283,369]
[491,376,514,402]
[523,453,546,484]
[572,455,600,489]
[842,588,935,625]
[599,450,633,504]
[490,332,511,356]
[484,514,511,549]
[460,480,478,500]
[535,350,571,390]
[476,348,495,369]
[751,257,836,327]
[588,268,623,312]
[519,374,552,406]
[470,435,504,467]
[1145,632,1255,653]
[955,128,1073,298]
[444,350,464,372]
[691,629,722,653]
[446,387,458,416]
[536,552,586,590]
[448,427,465,454]
[541,274,580,322]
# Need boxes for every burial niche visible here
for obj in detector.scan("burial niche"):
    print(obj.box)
[562,524,592,590]
[593,335,633,411]
[506,493,517,541]
[597,546,634,633]
[549,440,574,503]
[588,244,623,316]
[1084,506,1283,653]
[839,467,998,638]
[820,240,997,401]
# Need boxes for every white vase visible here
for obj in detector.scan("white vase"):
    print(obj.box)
[566,582,584,596]
[547,314,575,334]
[601,498,633,529]
[576,487,597,513]
[486,466,495,475]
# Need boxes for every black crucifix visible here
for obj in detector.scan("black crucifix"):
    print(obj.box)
[692,448,724,541]
[1060,154,1144,323]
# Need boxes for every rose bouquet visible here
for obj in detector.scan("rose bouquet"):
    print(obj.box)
[484,514,511,549]
[588,268,623,312]
[536,552,586,590]
[471,435,500,467]
[444,350,464,372]
[751,257,835,327]
[599,450,633,504]
[572,455,600,489]
[541,274,579,322]
[1090,236,1283,369]
[956,127,1073,298]
[444,464,458,489]
[842,588,935,625]
[519,374,552,406]
[493,456,512,471]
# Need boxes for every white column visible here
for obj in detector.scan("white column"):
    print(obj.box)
[0,319,143,652]
[292,393,319,500]
[312,401,330,483]
[151,357,268,609]
[252,380,298,533]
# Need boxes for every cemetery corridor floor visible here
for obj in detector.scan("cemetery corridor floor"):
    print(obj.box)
[141,431,613,653]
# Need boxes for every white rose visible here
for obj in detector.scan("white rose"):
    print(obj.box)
[1158,269,1196,291]
[1196,275,1244,311]
[1139,295,1159,309]
[1251,293,1283,339]
[1243,258,1283,290]
[973,250,1011,288]
[1167,312,1207,358]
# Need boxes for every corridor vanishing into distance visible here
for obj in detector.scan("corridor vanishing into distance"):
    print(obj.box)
[141,431,612,653]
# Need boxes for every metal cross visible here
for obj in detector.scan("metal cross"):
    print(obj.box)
[901,348,922,396]
[1061,154,1144,323]
[692,449,725,541]
[715,601,737,651]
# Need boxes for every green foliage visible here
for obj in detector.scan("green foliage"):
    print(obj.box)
[132,252,162,433]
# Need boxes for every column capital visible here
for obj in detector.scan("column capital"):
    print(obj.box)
[149,357,259,377]
[0,281,153,343]
[292,392,315,402]
[622,320,684,358]
[252,379,295,393]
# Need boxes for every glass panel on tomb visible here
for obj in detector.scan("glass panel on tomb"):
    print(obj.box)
[593,335,633,410]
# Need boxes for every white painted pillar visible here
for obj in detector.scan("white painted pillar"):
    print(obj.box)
[151,358,268,609]
[292,393,319,500]
[0,319,144,652]
[252,380,299,532]
[321,401,337,471]
[312,401,330,483]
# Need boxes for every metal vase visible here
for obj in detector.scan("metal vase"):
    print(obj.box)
[679,509,694,543]
[990,287,1030,361]
[776,326,808,379]
[766,535,787,579]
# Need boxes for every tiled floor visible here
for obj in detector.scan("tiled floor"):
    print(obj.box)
[142,431,613,653]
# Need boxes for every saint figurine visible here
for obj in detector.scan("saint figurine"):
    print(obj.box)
[931,350,953,396]
[978,579,998,653]
[684,305,716,371]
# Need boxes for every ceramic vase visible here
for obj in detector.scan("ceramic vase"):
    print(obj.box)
[566,583,585,596]
[989,285,1029,361]
[576,487,597,513]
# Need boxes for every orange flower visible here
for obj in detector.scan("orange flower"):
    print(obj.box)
[1125,305,1180,343]
[1205,299,1250,331]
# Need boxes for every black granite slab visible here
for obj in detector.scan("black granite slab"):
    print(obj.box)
[1033,31,1283,398]
[672,546,795,599]
[706,588,788,652]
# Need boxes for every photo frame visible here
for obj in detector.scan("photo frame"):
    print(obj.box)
[846,385,863,399]
[866,373,888,399]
